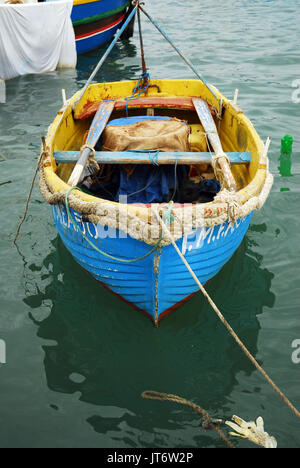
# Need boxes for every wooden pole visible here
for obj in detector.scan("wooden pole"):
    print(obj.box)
[193,98,237,191]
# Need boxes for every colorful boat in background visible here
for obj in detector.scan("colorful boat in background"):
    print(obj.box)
[72,0,135,54]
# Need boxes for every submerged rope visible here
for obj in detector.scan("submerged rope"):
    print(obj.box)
[154,209,300,422]
[142,391,235,449]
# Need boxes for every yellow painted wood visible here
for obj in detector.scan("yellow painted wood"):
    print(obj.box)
[73,0,103,6]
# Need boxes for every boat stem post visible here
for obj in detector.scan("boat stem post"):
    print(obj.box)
[62,89,67,107]
[233,89,239,105]
[263,137,271,158]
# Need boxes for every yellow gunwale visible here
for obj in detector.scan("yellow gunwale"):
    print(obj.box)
[42,79,268,222]
[73,0,105,6]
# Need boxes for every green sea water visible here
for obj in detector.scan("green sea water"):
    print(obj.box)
[0,0,300,449]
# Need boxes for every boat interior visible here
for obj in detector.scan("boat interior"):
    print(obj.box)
[50,80,264,207]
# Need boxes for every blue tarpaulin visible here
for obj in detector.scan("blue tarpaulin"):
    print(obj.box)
[117,164,181,204]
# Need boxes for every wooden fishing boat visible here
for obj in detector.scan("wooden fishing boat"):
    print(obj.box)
[38,4,273,325]
[72,0,135,54]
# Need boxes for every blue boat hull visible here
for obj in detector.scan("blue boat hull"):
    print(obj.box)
[52,205,252,323]
[71,0,132,55]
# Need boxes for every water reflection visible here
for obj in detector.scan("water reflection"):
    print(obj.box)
[76,40,139,85]
[278,148,294,194]
[0,40,139,164]
[278,151,293,178]
[278,151,293,198]
[22,228,275,447]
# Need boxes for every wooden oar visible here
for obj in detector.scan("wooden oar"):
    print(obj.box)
[193,98,237,191]
[68,100,115,187]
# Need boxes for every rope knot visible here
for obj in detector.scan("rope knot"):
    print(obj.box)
[211,151,230,176]
[162,202,174,225]
[149,150,160,166]
[80,144,96,159]
[80,144,99,173]
[210,151,233,190]
[214,189,241,224]
[212,151,230,167]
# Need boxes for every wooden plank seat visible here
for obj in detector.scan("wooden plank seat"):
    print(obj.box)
[77,97,208,120]
[54,151,252,166]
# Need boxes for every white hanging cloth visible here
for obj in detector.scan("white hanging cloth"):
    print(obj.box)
[0,1,77,80]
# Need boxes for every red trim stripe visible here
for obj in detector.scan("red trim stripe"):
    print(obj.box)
[76,14,125,40]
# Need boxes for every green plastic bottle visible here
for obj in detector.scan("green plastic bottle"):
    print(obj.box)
[279,135,293,179]
[281,135,293,154]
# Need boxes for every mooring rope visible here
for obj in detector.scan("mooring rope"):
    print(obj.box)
[153,208,300,422]
[142,391,235,449]
[65,187,162,263]
[124,71,151,116]
[13,139,47,245]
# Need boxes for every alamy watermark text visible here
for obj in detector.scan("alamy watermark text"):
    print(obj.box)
[292,79,300,104]
[292,339,300,364]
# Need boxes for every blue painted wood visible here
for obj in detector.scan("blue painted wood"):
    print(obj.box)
[72,0,131,55]
[75,21,125,56]
[72,0,128,23]
[157,215,252,317]
[52,204,157,317]
[51,202,253,323]
[86,101,115,148]
[54,151,252,165]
